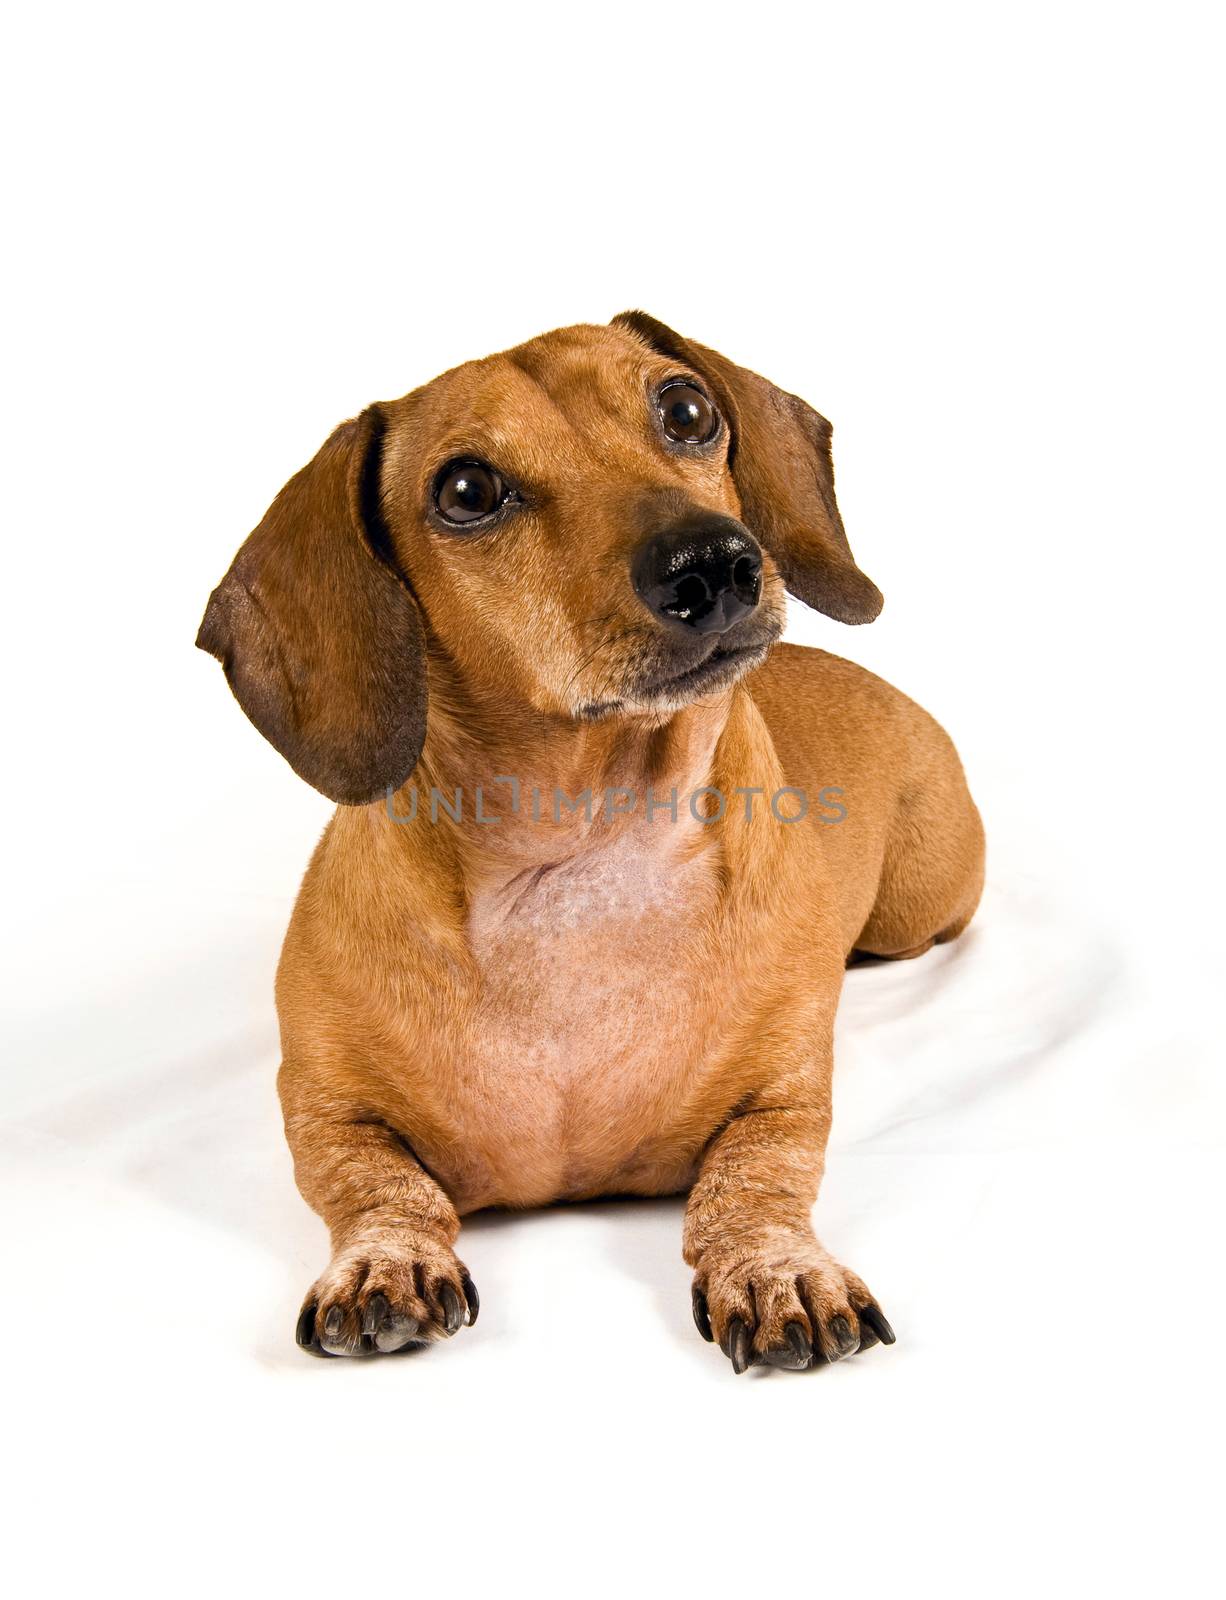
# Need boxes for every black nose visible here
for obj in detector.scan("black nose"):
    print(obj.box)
[632,518,763,634]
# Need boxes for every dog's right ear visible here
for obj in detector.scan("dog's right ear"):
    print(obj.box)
[195,406,427,805]
[612,310,882,625]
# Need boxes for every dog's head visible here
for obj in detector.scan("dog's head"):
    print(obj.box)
[197,313,882,803]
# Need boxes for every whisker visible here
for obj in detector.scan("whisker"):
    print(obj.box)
[561,622,658,710]
[576,608,621,633]
[561,636,618,701]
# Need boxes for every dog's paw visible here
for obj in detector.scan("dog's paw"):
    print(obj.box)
[690,1235,893,1375]
[295,1236,479,1358]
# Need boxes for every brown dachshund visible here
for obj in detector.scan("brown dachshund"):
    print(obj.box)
[197,312,984,1373]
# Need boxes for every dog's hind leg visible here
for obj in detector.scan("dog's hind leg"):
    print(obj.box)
[851,732,985,962]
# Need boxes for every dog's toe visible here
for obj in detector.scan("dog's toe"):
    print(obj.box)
[858,1300,896,1346]
[720,1316,753,1375]
[295,1299,330,1357]
[691,1285,714,1342]
[361,1292,421,1353]
[459,1270,480,1326]
[759,1322,813,1370]
[439,1282,465,1336]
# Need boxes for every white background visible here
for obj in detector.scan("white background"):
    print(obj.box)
[3,3,1222,1594]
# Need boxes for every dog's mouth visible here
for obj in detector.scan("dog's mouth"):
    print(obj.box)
[639,638,771,702]
[578,631,776,720]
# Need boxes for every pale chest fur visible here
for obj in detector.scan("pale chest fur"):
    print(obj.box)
[447,826,727,1209]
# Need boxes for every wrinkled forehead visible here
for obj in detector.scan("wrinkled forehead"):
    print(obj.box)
[385,324,696,488]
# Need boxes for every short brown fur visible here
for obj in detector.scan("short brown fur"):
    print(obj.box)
[198,316,984,1370]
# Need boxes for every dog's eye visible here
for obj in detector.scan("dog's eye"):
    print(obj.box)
[658,381,719,445]
[434,461,507,526]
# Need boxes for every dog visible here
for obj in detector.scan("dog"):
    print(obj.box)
[197,312,984,1373]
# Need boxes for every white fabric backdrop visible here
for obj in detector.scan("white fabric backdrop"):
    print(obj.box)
[4,4,1221,1596]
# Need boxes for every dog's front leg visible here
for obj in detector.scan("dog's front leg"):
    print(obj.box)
[684,1036,894,1374]
[280,1067,477,1358]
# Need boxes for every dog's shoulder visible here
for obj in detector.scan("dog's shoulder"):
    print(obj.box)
[748,642,960,801]
[751,641,911,723]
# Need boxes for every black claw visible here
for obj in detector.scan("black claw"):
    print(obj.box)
[374,1313,421,1354]
[323,1304,344,1340]
[459,1270,480,1326]
[859,1302,896,1346]
[295,1302,317,1349]
[786,1322,813,1366]
[440,1282,464,1336]
[828,1314,858,1358]
[691,1286,714,1342]
[295,1298,339,1358]
[728,1318,751,1375]
[760,1321,813,1371]
[362,1293,389,1338]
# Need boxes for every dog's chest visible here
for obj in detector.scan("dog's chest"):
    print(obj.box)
[454,832,723,1205]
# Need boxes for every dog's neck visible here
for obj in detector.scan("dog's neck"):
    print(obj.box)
[382,663,777,896]
[426,698,724,863]
[367,667,788,956]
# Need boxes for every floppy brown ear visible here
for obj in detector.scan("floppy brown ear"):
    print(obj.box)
[612,310,882,624]
[195,406,427,804]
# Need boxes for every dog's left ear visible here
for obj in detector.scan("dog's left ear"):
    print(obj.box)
[612,310,882,624]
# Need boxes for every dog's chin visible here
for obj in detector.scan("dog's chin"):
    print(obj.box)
[577,632,778,721]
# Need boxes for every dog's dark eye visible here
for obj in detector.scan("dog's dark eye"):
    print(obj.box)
[658,381,719,445]
[435,461,506,526]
